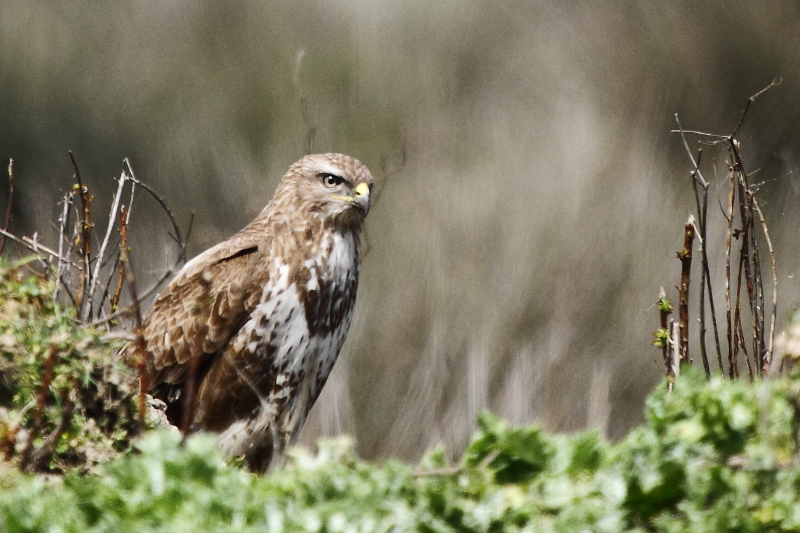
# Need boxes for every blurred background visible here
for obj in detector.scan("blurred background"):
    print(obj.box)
[2,0,800,462]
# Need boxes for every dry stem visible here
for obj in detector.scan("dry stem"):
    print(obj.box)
[677,216,695,364]
[0,159,14,254]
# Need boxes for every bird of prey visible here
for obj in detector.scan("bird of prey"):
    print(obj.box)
[124,153,373,472]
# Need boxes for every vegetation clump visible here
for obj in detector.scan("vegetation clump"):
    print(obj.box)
[2,356,800,531]
[0,258,142,474]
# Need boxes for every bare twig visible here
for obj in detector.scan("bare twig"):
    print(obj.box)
[657,287,674,382]
[674,115,709,187]
[733,227,746,378]
[0,159,15,254]
[123,159,185,259]
[675,115,724,374]
[89,166,192,327]
[69,152,94,317]
[54,192,74,299]
[736,313,754,382]
[0,228,80,267]
[124,166,137,226]
[752,196,777,373]
[135,213,193,303]
[120,246,148,425]
[669,320,680,392]
[726,136,771,378]
[731,77,782,139]
[677,216,695,364]
[688,149,712,376]
[111,206,128,313]
[724,166,736,378]
[751,228,765,373]
[84,169,128,321]
[733,159,760,376]
[668,129,728,139]
[97,254,121,324]
[712,158,729,221]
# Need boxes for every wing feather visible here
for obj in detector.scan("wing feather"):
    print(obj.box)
[139,230,269,386]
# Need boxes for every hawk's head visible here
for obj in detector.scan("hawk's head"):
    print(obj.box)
[274,153,374,231]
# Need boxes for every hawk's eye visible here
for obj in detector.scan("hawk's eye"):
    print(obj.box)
[320,173,345,187]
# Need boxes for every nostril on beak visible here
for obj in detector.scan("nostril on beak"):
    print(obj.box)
[354,182,370,199]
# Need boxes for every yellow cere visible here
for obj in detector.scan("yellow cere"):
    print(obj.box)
[354,183,370,198]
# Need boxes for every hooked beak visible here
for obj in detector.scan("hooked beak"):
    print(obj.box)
[352,182,371,215]
[333,182,371,216]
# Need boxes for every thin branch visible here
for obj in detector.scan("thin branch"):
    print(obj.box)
[733,228,746,378]
[731,77,782,139]
[90,226,190,329]
[736,313,754,382]
[54,192,73,299]
[124,166,137,226]
[0,228,80,267]
[669,129,729,139]
[135,212,193,302]
[751,169,796,191]
[123,159,185,261]
[676,111,722,374]
[111,205,128,313]
[669,320,680,392]
[691,218,712,378]
[0,158,15,254]
[70,152,94,317]
[674,115,709,188]
[734,163,759,376]
[752,196,777,373]
[677,216,695,365]
[729,139,767,378]
[84,169,128,321]
[120,246,148,425]
[700,191,724,374]
[725,166,736,378]
[686,147,712,377]
[97,253,121,325]
[751,225,765,375]
[670,87,780,381]
[657,287,673,382]
[712,158,730,221]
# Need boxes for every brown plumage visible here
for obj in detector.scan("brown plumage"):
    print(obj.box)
[123,153,373,472]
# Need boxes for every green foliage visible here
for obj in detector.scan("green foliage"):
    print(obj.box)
[3,260,800,531]
[652,328,669,348]
[656,298,673,314]
[0,258,142,473]
[1,368,800,531]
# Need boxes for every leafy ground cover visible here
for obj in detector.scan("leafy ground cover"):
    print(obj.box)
[2,261,800,532]
[2,371,800,531]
